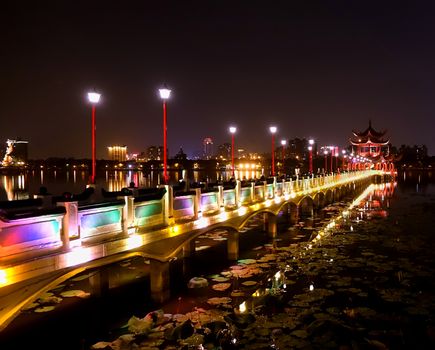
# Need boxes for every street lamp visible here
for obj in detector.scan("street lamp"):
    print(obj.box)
[341,149,346,170]
[159,85,171,184]
[87,91,101,184]
[329,146,334,173]
[269,126,277,176]
[281,139,286,174]
[323,149,328,174]
[229,126,237,178]
[308,139,314,174]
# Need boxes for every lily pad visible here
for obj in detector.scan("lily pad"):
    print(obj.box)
[212,283,231,291]
[207,297,232,305]
[34,306,55,313]
[212,276,229,282]
[242,280,257,286]
[60,290,90,298]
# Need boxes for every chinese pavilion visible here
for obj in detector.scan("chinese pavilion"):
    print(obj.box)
[349,121,395,172]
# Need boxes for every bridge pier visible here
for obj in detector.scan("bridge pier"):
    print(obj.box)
[182,240,196,258]
[150,260,170,303]
[290,205,299,225]
[227,232,239,260]
[262,212,268,231]
[267,213,277,238]
[89,268,110,297]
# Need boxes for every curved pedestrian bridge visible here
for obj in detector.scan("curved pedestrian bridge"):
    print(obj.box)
[0,170,388,330]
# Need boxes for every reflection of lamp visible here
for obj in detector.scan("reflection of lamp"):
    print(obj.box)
[159,85,171,183]
[87,91,101,184]
[269,126,277,176]
[229,126,237,177]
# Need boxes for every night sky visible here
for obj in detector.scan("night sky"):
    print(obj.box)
[2,1,435,159]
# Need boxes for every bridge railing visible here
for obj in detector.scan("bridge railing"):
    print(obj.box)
[0,201,65,257]
[0,170,378,260]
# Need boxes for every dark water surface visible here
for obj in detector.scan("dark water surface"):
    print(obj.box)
[1,170,435,349]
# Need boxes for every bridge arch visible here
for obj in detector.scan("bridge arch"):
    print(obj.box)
[298,195,314,218]
[276,201,299,225]
[312,191,325,209]
[324,189,334,205]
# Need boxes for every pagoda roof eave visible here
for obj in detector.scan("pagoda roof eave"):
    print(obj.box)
[350,138,390,146]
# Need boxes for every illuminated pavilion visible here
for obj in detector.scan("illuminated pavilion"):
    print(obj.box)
[349,121,395,172]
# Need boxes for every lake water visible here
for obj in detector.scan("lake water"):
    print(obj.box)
[1,170,434,349]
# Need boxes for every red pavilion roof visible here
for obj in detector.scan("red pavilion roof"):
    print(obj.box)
[350,120,389,145]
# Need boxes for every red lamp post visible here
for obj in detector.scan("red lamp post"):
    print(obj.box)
[324,149,328,174]
[281,139,286,174]
[308,139,314,174]
[342,149,347,170]
[87,91,101,185]
[269,126,277,176]
[330,146,334,173]
[229,126,237,178]
[159,86,171,184]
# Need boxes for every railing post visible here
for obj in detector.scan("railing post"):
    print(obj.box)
[235,180,241,207]
[217,184,224,208]
[57,200,79,250]
[273,176,277,198]
[161,184,172,226]
[193,188,201,219]
[119,194,134,233]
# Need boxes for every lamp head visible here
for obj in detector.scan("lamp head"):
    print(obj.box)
[229,126,237,134]
[159,85,171,100]
[281,140,287,146]
[269,126,277,134]
[308,139,314,145]
[87,92,101,104]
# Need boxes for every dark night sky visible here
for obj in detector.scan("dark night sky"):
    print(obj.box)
[1,1,435,159]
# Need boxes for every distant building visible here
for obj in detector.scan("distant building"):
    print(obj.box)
[127,152,138,161]
[174,147,187,161]
[146,146,164,161]
[1,139,28,166]
[217,143,231,160]
[288,138,308,160]
[107,145,127,161]
[203,137,214,159]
